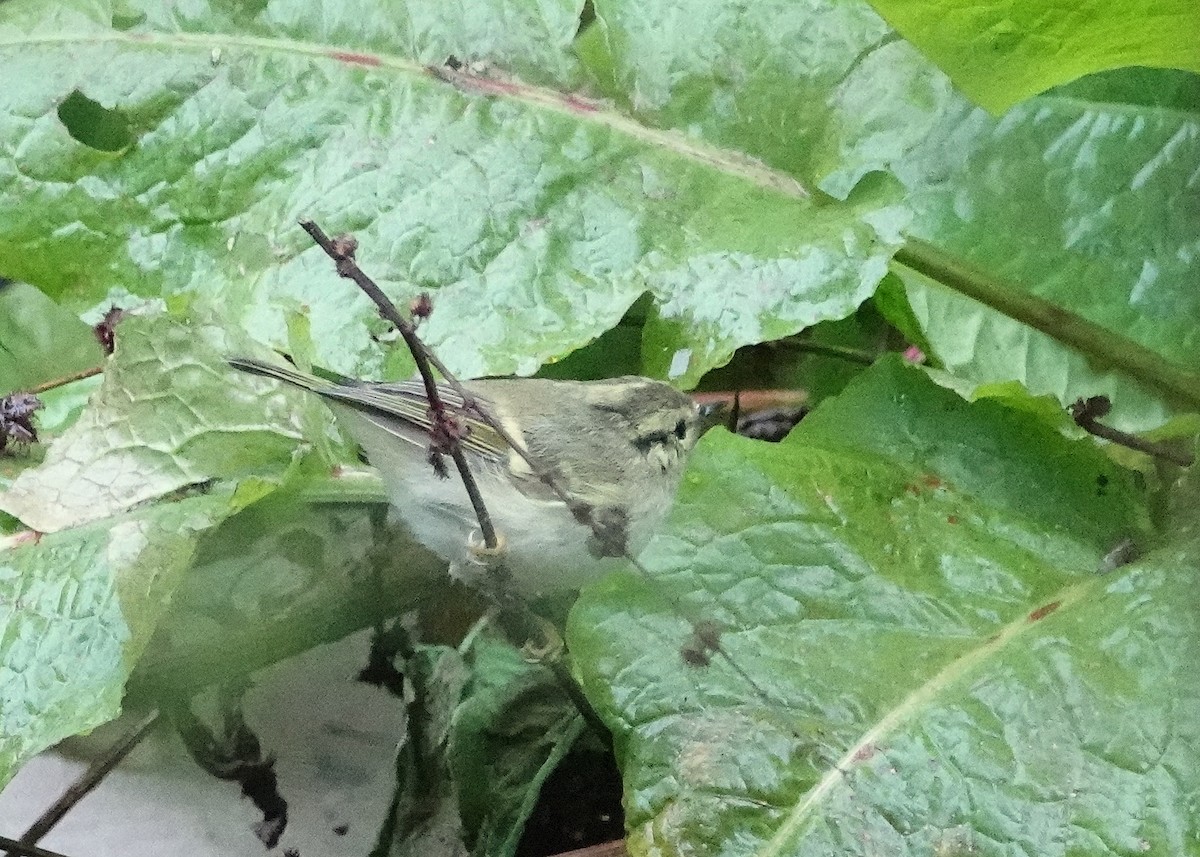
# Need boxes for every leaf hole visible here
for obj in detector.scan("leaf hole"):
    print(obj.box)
[57,90,134,153]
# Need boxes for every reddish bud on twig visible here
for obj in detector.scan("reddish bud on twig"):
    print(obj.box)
[410,292,433,320]
[427,448,449,479]
[330,234,358,259]
[1069,395,1112,422]
[94,306,127,355]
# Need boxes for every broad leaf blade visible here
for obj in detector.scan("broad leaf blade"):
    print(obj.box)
[581,0,1200,425]
[0,491,232,787]
[862,0,1200,112]
[895,68,1200,424]
[0,282,103,396]
[0,0,904,387]
[568,361,1192,855]
[131,488,447,696]
[0,315,305,532]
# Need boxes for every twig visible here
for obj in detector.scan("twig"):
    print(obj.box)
[1070,395,1194,467]
[299,221,498,549]
[301,222,612,734]
[300,222,790,714]
[0,835,76,857]
[893,239,1200,411]
[16,709,160,847]
[299,221,591,530]
[24,366,103,397]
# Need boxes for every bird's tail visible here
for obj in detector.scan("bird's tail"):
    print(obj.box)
[228,357,334,394]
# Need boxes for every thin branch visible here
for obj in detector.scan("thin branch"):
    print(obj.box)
[0,835,76,857]
[24,366,103,397]
[17,709,160,847]
[1070,395,1194,467]
[299,221,499,550]
[299,222,585,526]
[892,239,1200,411]
[300,221,793,719]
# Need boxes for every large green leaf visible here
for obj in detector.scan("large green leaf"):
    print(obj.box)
[0,281,103,396]
[130,487,447,696]
[893,68,1200,426]
[0,490,231,787]
[568,360,1195,855]
[0,314,306,532]
[863,0,1200,112]
[582,0,1200,425]
[0,0,904,387]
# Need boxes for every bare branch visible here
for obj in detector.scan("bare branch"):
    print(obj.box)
[1070,395,1194,467]
[0,835,77,857]
[300,220,499,549]
[16,709,159,847]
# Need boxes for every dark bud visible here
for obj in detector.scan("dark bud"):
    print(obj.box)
[680,641,712,667]
[585,506,629,558]
[0,392,43,454]
[1070,395,1112,424]
[427,447,449,479]
[692,619,723,651]
[331,234,358,260]
[680,620,723,667]
[410,292,433,320]
[93,305,126,355]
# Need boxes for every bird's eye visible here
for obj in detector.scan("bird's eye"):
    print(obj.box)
[674,419,688,440]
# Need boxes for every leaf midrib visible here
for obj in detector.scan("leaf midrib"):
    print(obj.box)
[0,29,813,199]
[757,576,1097,856]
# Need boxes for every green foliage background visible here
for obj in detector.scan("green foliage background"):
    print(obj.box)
[0,0,1197,854]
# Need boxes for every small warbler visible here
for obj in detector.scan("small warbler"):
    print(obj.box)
[230,358,714,596]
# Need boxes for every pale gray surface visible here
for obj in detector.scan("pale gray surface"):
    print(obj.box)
[0,631,405,856]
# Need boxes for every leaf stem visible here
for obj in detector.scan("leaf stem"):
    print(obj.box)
[892,238,1200,411]
[16,709,159,847]
[24,366,103,397]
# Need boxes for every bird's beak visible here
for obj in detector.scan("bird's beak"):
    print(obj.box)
[695,400,730,436]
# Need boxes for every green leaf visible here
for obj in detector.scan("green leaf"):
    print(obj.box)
[568,361,1191,855]
[862,0,1200,112]
[0,490,232,787]
[450,633,585,856]
[0,281,103,396]
[794,357,1151,547]
[578,0,1199,424]
[890,67,1200,425]
[583,0,899,191]
[130,488,447,696]
[899,266,1182,433]
[0,0,904,387]
[0,314,306,532]
[382,631,583,857]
